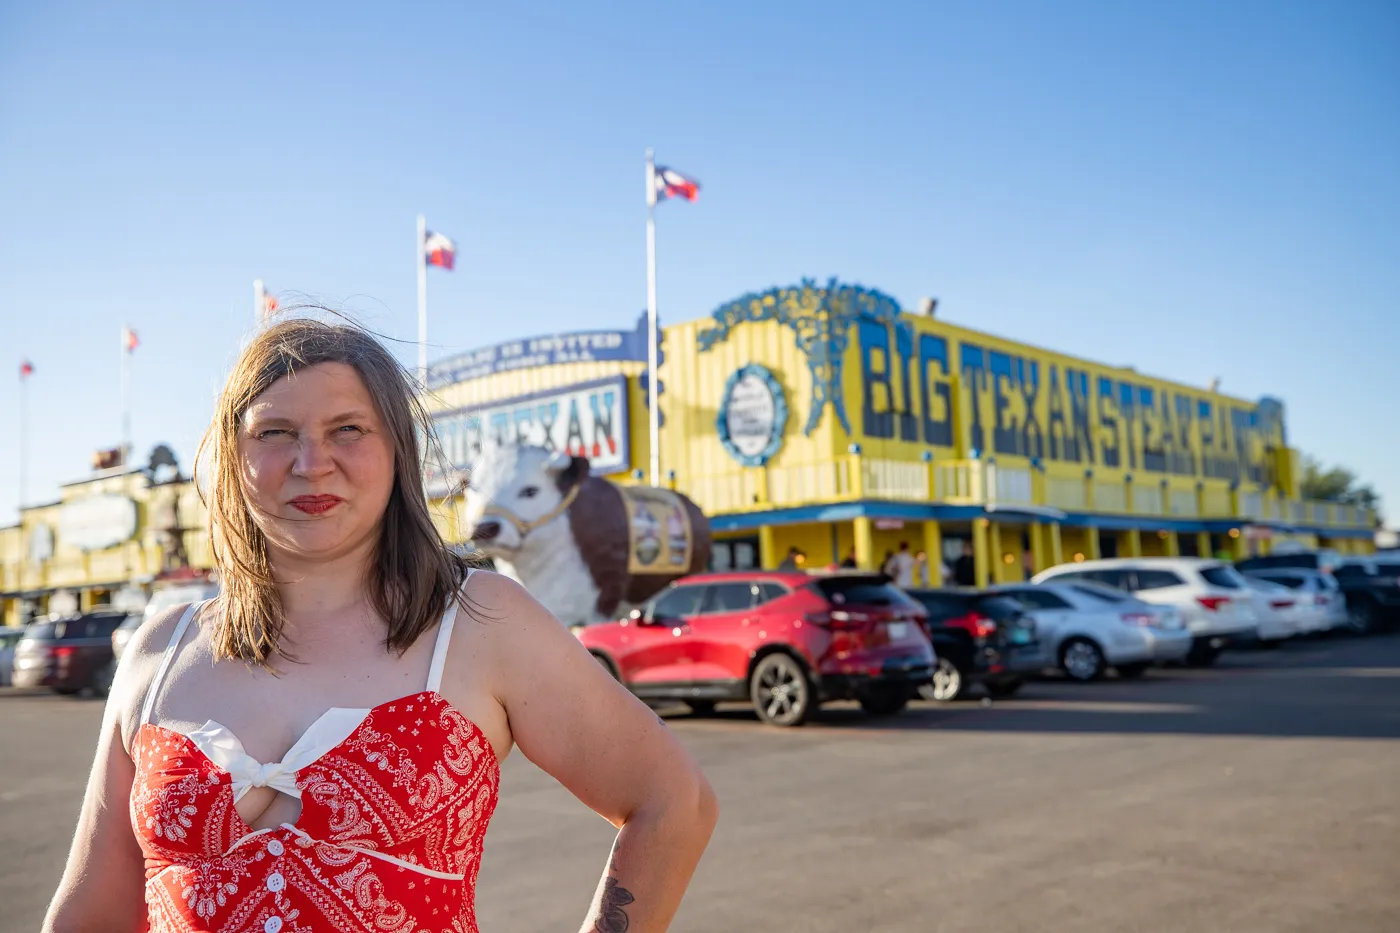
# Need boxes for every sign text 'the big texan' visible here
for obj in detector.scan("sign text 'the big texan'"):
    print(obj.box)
[431,376,631,485]
[856,317,1286,486]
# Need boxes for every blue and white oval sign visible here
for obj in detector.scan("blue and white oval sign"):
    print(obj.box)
[718,364,787,467]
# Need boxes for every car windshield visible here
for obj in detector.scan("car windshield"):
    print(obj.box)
[812,576,920,609]
[1199,565,1245,589]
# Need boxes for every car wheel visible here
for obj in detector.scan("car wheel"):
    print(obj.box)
[1185,642,1221,666]
[984,677,1023,699]
[749,654,813,727]
[1060,638,1106,682]
[91,660,117,697]
[1347,602,1377,636]
[919,657,965,702]
[859,685,909,717]
[685,700,717,717]
[590,652,620,680]
[1116,662,1150,679]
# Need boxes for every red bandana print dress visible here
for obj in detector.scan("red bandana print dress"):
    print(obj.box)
[130,590,500,933]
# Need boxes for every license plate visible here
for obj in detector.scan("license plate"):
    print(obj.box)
[887,622,909,639]
[1008,628,1033,646]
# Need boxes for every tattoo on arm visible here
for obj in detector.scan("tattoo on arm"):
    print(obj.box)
[594,877,635,933]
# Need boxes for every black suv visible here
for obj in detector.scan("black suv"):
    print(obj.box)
[904,589,1043,701]
[1237,551,1400,633]
[12,610,129,695]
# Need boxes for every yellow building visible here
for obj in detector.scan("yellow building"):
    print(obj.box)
[2,286,1374,626]
[0,461,212,628]
[423,281,1375,584]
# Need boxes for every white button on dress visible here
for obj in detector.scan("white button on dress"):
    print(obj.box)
[263,916,283,933]
[266,839,284,857]
[266,872,285,893]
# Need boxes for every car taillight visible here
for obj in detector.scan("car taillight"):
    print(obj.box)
[1120,612,1155,627]
[1197,596,1231,611]
[805,610,860,631]
[52,645,76,658]
[968,613,996,639]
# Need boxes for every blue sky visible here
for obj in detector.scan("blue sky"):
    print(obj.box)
[1,1,1396,525]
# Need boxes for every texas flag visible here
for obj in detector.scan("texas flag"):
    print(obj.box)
[123,327,139,352]
[654,165,700,203]
[20,359,34,379]
[424,230,456,270]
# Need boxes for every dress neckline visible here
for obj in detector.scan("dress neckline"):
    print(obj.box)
[136,689,501,839]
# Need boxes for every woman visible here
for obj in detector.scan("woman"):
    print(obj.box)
[43,319,718,933]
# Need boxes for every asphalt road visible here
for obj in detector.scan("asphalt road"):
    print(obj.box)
[3,633,1399,933]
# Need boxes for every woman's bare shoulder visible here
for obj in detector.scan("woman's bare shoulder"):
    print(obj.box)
[110,603,201,753]
[458,569,552,631]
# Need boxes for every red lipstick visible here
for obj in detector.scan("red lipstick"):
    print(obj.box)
[288,495,344,515]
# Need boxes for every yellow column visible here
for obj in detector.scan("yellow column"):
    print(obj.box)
[853,517,875,570]
[1049,522,1063,567]
[988,521,1005,583]
[1124,528,1142,558]
[973,518,991,588]
[1231,530,1249,560]
[922,521,943,587]
[1087,526,1103,560]
[79,588,93,612]
[1029,522,1046,575]
[1196,531,1211,558]
[1164,530,1180,557]
[758,525,778,569]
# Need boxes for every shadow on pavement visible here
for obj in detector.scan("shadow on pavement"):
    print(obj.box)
[672,632,1400,741]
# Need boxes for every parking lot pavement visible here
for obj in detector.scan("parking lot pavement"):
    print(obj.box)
[4,633,1399,933]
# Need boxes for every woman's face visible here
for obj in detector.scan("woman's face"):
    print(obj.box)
[239,362,396,564]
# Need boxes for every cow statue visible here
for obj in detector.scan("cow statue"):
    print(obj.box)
[461,445,711,627]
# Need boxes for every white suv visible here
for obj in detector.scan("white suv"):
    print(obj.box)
[1032,558,1260,666]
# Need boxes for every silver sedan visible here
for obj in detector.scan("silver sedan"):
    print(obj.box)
[996,581,1192,681]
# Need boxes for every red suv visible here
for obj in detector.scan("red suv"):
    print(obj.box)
[577,571,934,727]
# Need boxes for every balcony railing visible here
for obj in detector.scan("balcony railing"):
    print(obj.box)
[682,457,1376,529]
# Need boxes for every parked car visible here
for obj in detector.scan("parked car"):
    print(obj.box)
[996,581,1192,680]
[1240,576,1306,644]
[1237,551,1400,633]
[577,571,934,727]
[0,627,24,687]
[1032,558,1260,665]
[11,611,130,695]
[1332,559,1400,633]
[902,589,1043,700]
[1241,568,1346,634]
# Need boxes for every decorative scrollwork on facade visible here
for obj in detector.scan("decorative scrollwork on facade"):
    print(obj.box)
[698,278,906,436]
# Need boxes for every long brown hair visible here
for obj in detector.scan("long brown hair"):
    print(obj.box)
[196,315,473,666]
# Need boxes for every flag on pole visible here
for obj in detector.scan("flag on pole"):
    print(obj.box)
[424,231,456,270]
[123,327,139,352]
[262,291,279,320]
[654,166,700,203]
[20,359,34,378]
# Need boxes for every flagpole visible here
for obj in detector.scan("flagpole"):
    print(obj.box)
[120,328,132,468]
[18,370,27,512]
[645,150,661,487]
[417,213,428,387]
[254,279,266,327]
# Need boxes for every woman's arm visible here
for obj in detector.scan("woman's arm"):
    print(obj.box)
[475,573,719,933]
[43,609,181,933]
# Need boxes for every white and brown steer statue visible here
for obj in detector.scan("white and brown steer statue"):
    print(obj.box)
[461,445,712,626]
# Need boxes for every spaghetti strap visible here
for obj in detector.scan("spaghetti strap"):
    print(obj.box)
[426,571,472,693]
[140,600,207,725]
